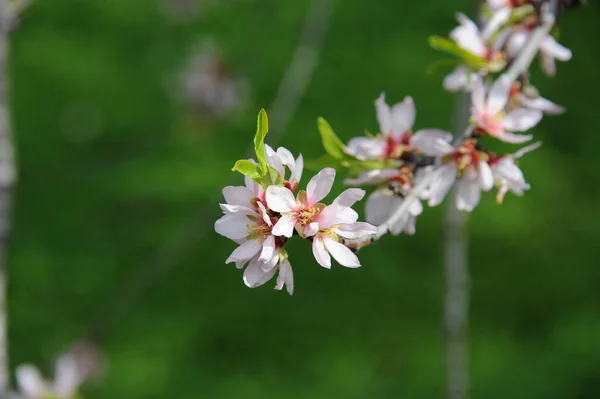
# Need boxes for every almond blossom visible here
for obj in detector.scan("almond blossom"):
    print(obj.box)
[489,141,540,204]
[265,144,303,190]
[365,188,423,235]
[413,135,494,212]
[507,28,572,77]
[266,167,336,238]
[509,82,565,115]
[471,76,542,143]
[16,355,83,399]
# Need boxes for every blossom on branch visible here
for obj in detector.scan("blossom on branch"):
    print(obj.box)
[507,25,572,76]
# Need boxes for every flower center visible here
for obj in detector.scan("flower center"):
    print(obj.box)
[297,206,319,225]
[447,139,489,177]
[382,131,412,159]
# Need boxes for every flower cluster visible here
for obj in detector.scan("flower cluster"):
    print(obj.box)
[215,110,376,295]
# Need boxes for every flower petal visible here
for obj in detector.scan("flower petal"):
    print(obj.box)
[344,137,386,160]
[502,108,543,132]
[343,168,399,186]
[275,258,294,295]
[324,238,361,268]
[390,96,416,134]
[266,186,297,213]
[223,186,254,207]
[456,178,481,212]
[272,214,296,238]
[365,189,399,226]
[428,164,457,207]
[226,239,262,264]
[243,257,277,288]
[507,31,529,57]
[375,92,392,134]
[411,129,454,156]
[16,365,46,396]
[487,78,511,114]
[312,237,331,269]
[443,66,471,92]
[215,214,251,240]
[471,76,485,113]
[520,95,565,115]
[316,204,338,229]
[54,355,81,397]
[333,188,365,208]
[334,222,377,239]
[541,36,572,61]
[478,160,494,191]
[258,235,276,263]
[451,13,486,56]
[481,7,510,40]
[306,168,336,204]
[495,131,533,144]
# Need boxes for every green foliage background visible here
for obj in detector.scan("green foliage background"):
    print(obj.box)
[7,0,600,398]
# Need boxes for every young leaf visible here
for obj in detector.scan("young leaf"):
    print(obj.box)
[254,109,269,174]
[317,117,346,160]
[232,159,262,182]
[428,36,487,69]
[425,58,461,75]
[262,165,284,187]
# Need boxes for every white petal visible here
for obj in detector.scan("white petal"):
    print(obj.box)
[443,66,470,92]
[334,222,377,239]
[520,95,565,115]
[316,204,338,229]
[222,185,254,207]
[451,13,487,56]
[258,235,276,263]
[456,178,481,212]
[471,76,485,113]
[266,186,297,213]
[487,78,511,114]
[409,198,423,216]
[411,129,454,156]
[304,222,319,237]
[333,188,365,208]
[292,154,304,183]
[344,168,399,186]
[365,189,398,226]
[540,52,556,77]
[219,203,254,215]
[324,238,361,268]
[375,92,392,134]
[272,214,296,238]
[344,137,386,160]
[478,161,494,191]
[495,131,533,144]
[306,168,336,204]
[507,31,529,57]
[256,201,272,226]
[275,146,295,166]
[214,214,250,240]
[53,355,81,397]
[261,251,279,272]
[481,7,510,40]
[428,164,457,207]
[226,239,262,264]
[335,207,359,224]
[502,108,543,132]
[390,96,416,134]
[16,365,46,396]
[512,141,542,159]
[312,237,331,269]
[541,36,572,61]
[243,257,277,288]
[275,259,294,295]
[389,213,412,236]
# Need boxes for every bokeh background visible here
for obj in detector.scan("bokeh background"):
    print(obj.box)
[7,0,600,398]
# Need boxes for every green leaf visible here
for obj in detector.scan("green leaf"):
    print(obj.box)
[425,58,461,75]
[428,36,488,69]
[262,165,284,186]
[254,109,269,175]
[231,159,262,182]
[317,117,346,160]
[304,154,345,172]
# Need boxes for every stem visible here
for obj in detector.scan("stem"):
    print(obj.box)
[0,1,16,395]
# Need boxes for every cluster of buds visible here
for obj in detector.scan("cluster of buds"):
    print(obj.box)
[215,110,376,295]
[216,0,576,294]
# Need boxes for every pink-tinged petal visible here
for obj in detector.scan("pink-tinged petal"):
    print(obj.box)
[478,161,494,191]
[306,168,336,204]
[390,96,416,134]
[507,31,529,57]
[345,137,386,160]
[495,131,533,144]
[272,214,296,238]
[456,178,481,212]
[235,259,248,270]
[541,36,572,61]
[215,214,250,240]
[428,164,457,207]
[304,222,320,237]
[471,77,485,113]
[222,186,254,207]
[324,238,360,268]
[226,239,262,264]
[275,146,295,166]
[539,52,556,77]
[487,78,511,114]
[334,222,377,239]
[520,95,565,115]
[54,355,81,397]
[275,258,294,295]
[219,203,254,215]
[292,154,304,183]
[16,365,46,396]
[312,238,331,269]
[335,207,359,224]
[258,235,276,263]
[334,188,365,208]
[443,66,471,92]
[243,257,277,288]
[316,204,338,229]
[375,92,392,134]
[266,186,297,213]
[481,7,510,40]
[256,202,272,226]
[502,108,543,132]
[365,189,400,225]
[411,129,454,156]
[344,168,399,186]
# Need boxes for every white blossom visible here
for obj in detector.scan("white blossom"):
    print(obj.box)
[491,142,540,203]
[365,189,423,235]
[16,355,82,399]
[507,29,572,77]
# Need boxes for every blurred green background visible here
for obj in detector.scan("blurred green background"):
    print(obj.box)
[7,0,600,398]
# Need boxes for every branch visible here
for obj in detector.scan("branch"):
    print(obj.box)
[0,1,17,395]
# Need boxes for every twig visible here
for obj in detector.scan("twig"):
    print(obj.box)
[0,1,16,396]
[85,0,336,342]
